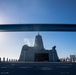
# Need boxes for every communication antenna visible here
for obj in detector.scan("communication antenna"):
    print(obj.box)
[38,31,39,35]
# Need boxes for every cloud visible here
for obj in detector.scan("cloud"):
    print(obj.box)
[24,38,34,46]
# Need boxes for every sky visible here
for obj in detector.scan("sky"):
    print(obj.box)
[0,32,76,60]
[0,0,76,60]
[0,0,76,24]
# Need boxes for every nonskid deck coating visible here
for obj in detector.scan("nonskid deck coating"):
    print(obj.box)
[0,62,76,75]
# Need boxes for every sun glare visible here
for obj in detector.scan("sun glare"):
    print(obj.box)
[0,32,4,40]
[0,16,8,24]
